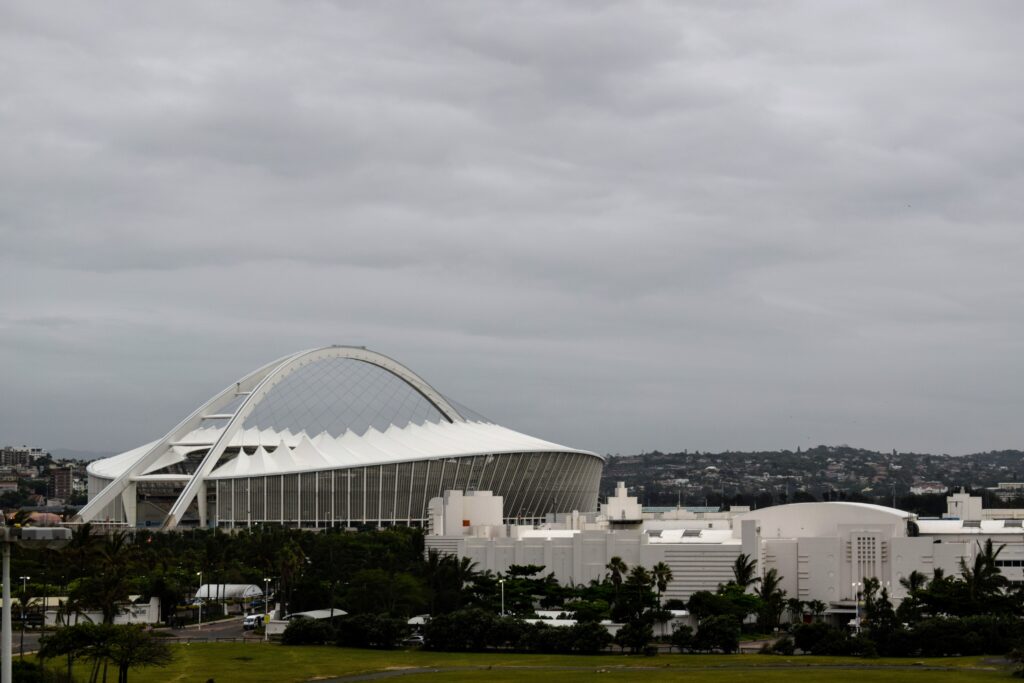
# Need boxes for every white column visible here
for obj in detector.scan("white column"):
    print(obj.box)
[2,536,10,683]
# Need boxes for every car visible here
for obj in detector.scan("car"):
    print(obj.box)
[243,614,264,631]
[401,634,424,647]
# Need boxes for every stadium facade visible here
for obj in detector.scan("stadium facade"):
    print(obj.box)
[78,346,603,530]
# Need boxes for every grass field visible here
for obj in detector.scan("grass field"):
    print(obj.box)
[43,643,1014,682]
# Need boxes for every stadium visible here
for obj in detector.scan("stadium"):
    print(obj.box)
[77,346,603,530]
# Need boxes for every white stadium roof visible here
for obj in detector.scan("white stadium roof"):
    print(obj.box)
[88,420,590,480]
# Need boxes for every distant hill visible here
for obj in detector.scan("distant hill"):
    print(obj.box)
[49,448,115,462]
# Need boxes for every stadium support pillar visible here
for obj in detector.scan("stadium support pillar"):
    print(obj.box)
[198,481,208,527]
[121,483,137,527]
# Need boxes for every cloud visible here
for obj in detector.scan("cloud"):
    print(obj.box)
[2,1,1024,456]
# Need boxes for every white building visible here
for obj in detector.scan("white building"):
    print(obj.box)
[426,484,1024,612]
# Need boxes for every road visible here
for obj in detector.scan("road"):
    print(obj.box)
[15,614,256,654]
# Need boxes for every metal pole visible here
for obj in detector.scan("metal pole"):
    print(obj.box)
[264,577,270,642]
[19,577,27,660]
[197,571,202,630]
[499,579,505,616]
[3,536,12,683]
[852,582,860,633]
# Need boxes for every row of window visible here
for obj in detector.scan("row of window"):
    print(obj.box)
[210,451,602,527]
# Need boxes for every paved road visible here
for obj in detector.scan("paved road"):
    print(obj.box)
[166,615,258,641]
[15,614,257,654]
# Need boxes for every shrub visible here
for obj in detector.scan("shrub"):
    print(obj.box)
[335,614,409,649]
[423,608,500,651]
[282,617,334,645]
[671,624,694,653]
[767,635,795,655]
[567,621,613,654]
[694,615,741,654]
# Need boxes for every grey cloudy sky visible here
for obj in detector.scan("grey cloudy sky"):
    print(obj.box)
[2,2,1023,457]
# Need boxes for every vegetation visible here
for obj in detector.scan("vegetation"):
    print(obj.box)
[38,623,173,683]
[36,644,1014,683]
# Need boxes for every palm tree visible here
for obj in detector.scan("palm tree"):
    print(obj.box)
[606,556,627,602]
[754,568,786,631]
[899,570,928,594]
[730,553,760,589]
[806,599,827,622]
[651,562,673,606]
[959,538,1008,603]
[786,597,804,624]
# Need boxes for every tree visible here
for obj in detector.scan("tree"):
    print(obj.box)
[786,597,804,625]
[614,619,654,654]
[606,556,627,602]
[959,539,1009,609]
[753,568,786,632]
[74,531,134,624]
[40,624,173,683]
[671,624,694,653]
[566,621,613,654]
[694,615,741,653]
[896,570,928,624]
[106,625,174,683]
[806,600,827,622]
[651,562,673,607]
[616,565,656,622]
[282,617,335,645]
[730,553,759,589]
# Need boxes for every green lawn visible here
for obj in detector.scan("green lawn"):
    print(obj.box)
[43,643,1013,682]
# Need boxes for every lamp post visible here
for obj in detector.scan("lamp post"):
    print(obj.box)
[17,577,28,660]
[263,577,271,642]
[2,526,71,683]
[852,581,862,633]
[196,571,203,630]
[499,579,505,616]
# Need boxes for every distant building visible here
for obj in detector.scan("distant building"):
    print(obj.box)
[0,446,46,467]
[992,483,1024,502]
[49,467,73,501]
[910,481,947,495]
[426,484,1024,619]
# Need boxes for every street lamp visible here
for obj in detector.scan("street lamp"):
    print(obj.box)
[263,577,271,642]
[17,577,28,660]
[196,571,203,630]
[852,581,862,633]
[499,579,505,616]
[2,526,70,683]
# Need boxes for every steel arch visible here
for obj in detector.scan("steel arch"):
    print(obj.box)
[75,346,464,529]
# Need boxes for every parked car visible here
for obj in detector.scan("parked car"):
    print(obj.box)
[401,634,424,647]
[243,614,264,631]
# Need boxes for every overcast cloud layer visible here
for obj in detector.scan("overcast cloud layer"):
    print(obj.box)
[3,2,1024,457]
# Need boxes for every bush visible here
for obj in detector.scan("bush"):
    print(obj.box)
[793,622,838,654]
[423,608,500,651]
[615,620,654,654]
[335,614,409,649]
[566,621,613,654]
[282,617,335,645]
[671,624,694,653]
[11,660,63,683]
[694,615,740,654]
[765,635,795,655]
